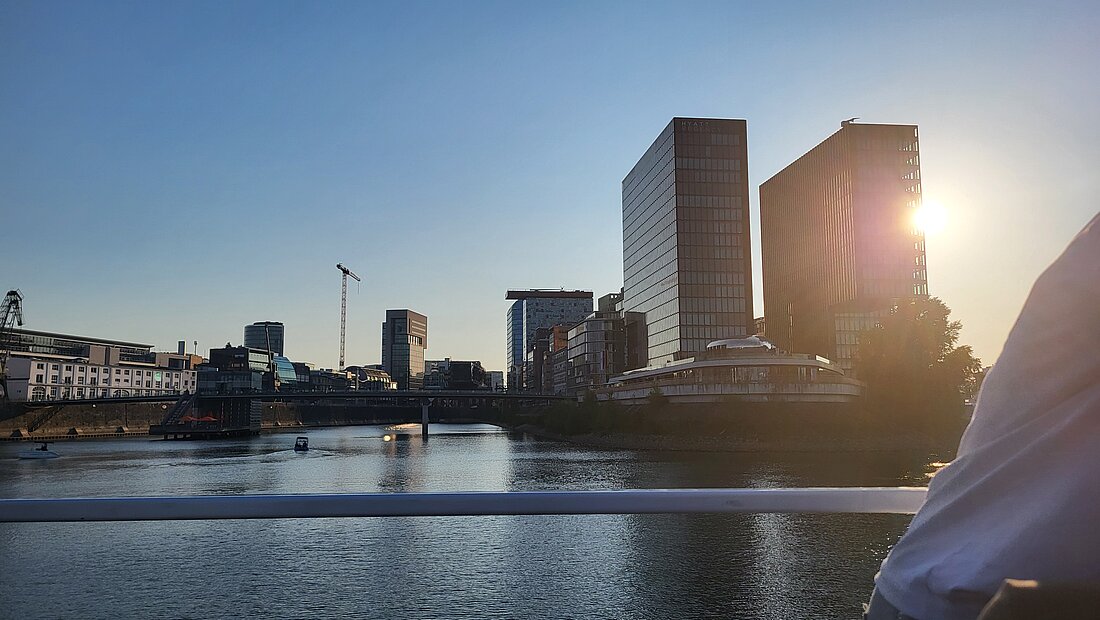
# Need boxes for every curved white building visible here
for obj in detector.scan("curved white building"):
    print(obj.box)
[598,337,863,405]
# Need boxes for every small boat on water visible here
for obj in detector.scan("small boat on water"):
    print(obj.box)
[19,442,60,459]
[293,436,309,452]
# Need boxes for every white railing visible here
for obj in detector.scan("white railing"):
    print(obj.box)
[0,487,927,522]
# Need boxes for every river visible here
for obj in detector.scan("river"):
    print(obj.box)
[0,424,943,619]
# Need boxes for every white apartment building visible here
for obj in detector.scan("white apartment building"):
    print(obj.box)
[2,329,197,402]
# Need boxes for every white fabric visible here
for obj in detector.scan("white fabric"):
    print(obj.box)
[875,212,1100,620]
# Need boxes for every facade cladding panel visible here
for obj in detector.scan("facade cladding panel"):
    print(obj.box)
[760,122,927,371]
[622,118,753,367]
[382,309,428,390]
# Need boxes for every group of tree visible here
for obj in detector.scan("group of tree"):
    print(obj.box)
[854,297,983,434]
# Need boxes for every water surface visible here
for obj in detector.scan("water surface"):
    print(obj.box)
[0,424,937,619]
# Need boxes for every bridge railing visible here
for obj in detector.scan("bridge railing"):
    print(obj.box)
[0,487,927,522]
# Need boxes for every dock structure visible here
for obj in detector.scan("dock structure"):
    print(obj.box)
[150,396,262,439]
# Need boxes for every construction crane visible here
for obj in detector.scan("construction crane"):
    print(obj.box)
[0,290,25,400]
[336,263,361,370]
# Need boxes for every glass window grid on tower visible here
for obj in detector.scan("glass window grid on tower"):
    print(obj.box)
[760,123,926,369]
[622,118,753,367]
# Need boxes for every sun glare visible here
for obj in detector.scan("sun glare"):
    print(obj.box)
[914,200,948,235]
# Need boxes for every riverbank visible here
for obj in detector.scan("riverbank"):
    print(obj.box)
[521,400,965,455]
[1,398,965,454]
[515,424,954,454]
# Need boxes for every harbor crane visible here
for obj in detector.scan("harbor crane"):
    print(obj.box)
[336,263,361,369]
[0,290,25,400]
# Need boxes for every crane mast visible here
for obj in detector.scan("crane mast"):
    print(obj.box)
[0,290,25,400]
[335,263,361,369]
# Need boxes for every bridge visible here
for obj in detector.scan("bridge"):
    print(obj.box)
[150,390,569,439]
[2,391,571,440]
[207,390,568,406]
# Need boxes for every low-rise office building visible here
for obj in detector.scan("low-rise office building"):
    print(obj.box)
[197,344,271,395]
[566,310,626,397]
[524,325,574,394]
[2,329,197,402]
[424,359,489,390]
[345,365,398,391]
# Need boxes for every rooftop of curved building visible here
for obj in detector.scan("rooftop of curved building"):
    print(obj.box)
[706,336,775,351]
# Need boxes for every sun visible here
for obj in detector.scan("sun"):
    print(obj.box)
[913,199,948,235]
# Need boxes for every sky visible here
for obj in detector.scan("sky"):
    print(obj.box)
[2,1,1098,371]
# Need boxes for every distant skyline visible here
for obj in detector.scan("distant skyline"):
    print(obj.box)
[2,1,1098,371]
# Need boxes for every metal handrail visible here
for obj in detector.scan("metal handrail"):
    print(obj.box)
[0,487,927,522]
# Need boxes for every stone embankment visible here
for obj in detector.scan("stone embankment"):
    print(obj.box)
[1,401,173,440]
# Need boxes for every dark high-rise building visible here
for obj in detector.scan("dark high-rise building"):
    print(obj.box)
[381,309,428,390]
[622,117,753,368]
[760,121,928,373]
[505,290,592,390]
[244,321,284,356]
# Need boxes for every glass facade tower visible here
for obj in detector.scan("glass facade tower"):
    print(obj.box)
[622,118,754,368]
[760,121,927,373]
[381,309,428,390]
[244,321,284,356]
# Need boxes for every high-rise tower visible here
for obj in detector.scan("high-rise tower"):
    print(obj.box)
[381,309,428,390]
[622,117,753,368]
[760,121,927,373]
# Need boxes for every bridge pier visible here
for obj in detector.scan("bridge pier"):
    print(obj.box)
[420,398,430,440]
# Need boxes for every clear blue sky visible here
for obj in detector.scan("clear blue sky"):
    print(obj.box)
[2,1,1097,370]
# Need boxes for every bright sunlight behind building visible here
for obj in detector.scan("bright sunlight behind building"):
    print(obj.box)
[914,199,948,235]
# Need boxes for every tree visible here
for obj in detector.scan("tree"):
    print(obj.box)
[855,297,982,431]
